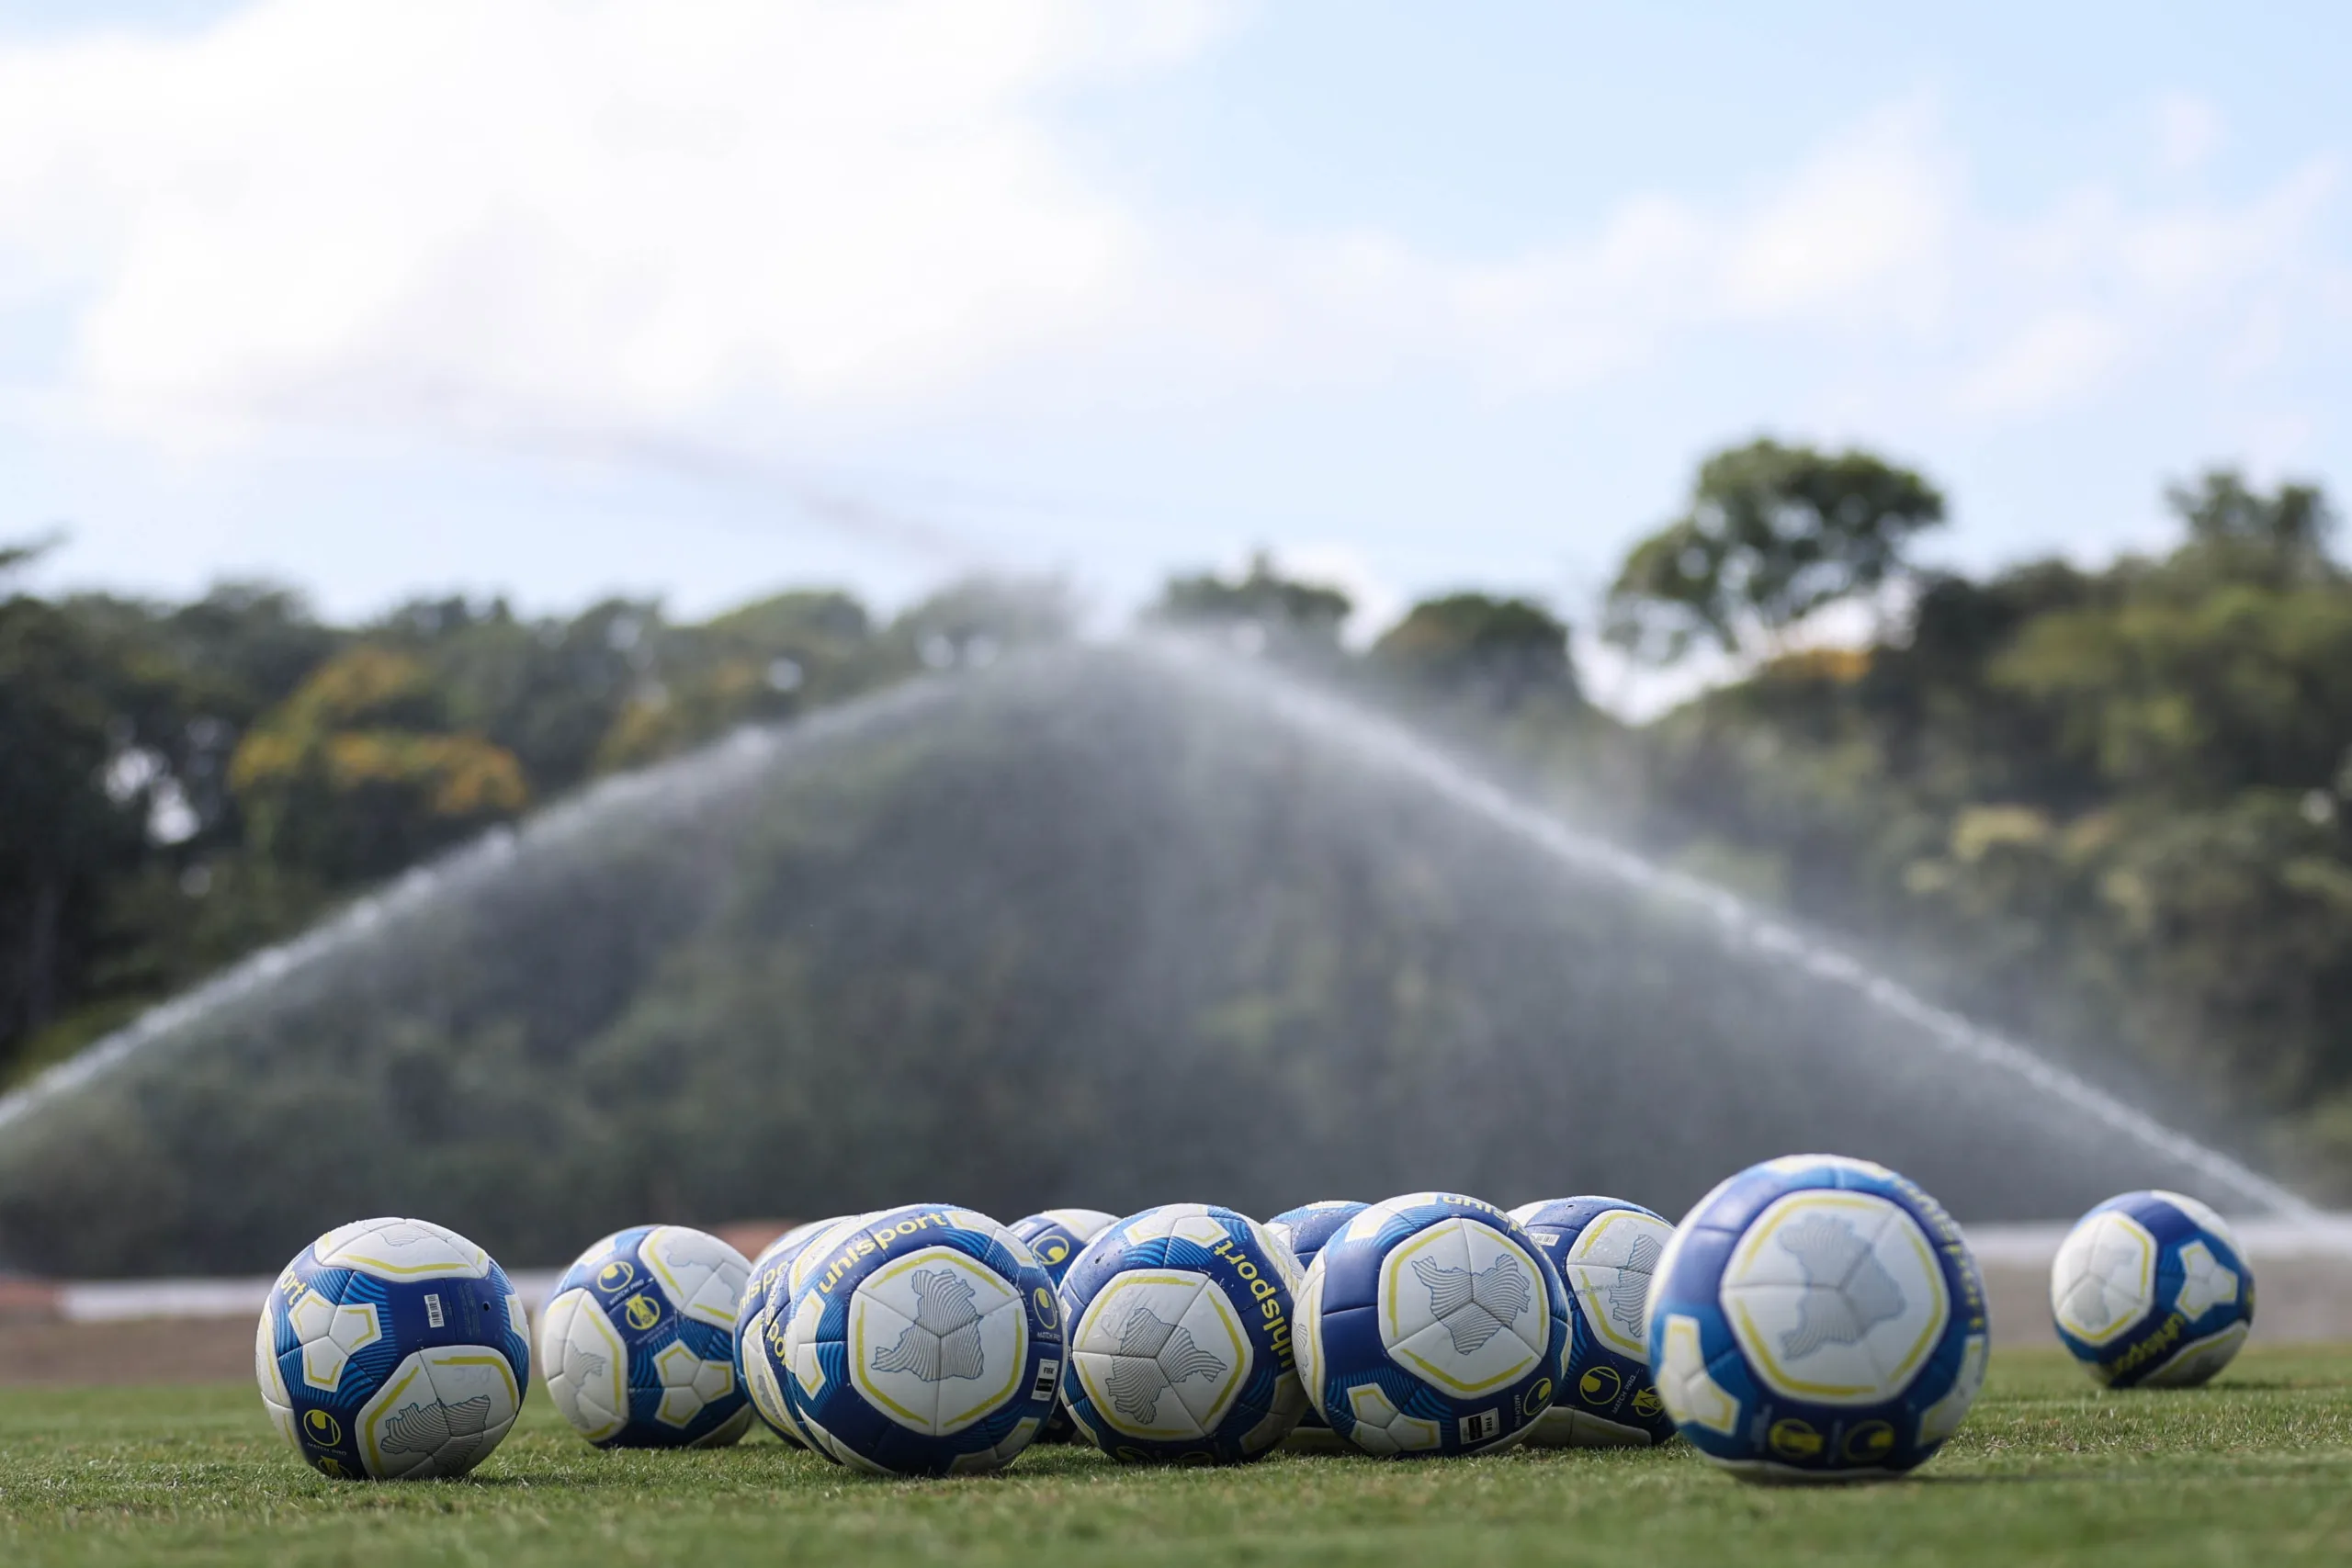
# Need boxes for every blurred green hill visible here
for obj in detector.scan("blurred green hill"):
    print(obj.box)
[0,558,1059,1089]
[0,639,2235,1275]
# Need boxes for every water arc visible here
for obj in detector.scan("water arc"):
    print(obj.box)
[1141,637,2312,1222]
[0,641,2308,1277]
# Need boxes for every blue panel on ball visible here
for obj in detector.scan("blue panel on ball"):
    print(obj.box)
[1265,1201,1365,1438]
[733,1220,837,1444]
[1010,1210,1117,1282]
[1007,1210,1117,1442]
[1511,1196,1677,1447]
[1269,1201,1367,1271]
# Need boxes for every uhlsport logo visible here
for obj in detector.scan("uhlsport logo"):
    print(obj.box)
[597,1259,638,1293]
[1718,1190,1950,1404]
[1844,1419,1895,1461]
[1769,1417,1823,1459]
[302,1408,343,1446]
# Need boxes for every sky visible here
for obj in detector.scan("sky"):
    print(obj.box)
[3,0,2349,702]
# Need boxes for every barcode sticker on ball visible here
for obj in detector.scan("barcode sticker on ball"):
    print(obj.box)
[1030,1358,1061,1403]
[424,1293,445,1328]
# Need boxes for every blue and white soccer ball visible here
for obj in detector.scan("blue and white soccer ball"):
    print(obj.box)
[742,1212,880,1449]
[1510,1196,1677,1448]
[1011,1209,1118,1279]
[2050,1190,2255,1388]
[540,1225,753,1448]
[1647,1155,1988,1483]
[1010,1209,1116,1440]
[1265,1201,1364,1450]
[735,1218,838,1442]
[1056,1204,1307,1463]
[1295,1192,1569,1457]
[1266,1201,1365,1275]
[771,1203,1066,1475]
[255,1216,531,1480]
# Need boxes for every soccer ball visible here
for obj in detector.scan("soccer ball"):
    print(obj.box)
[1266,1200,1365,1274]
[735,1219,839,1443]
[1057,1204,1307,1463]
[774,1203,1066,1475]
[1295,1192,1568,1457]
[1265,1201,1364,1450]
[2050,1190,2254,1387]
[540,1225,753,1448]
[1011,1209,1119,1278]
[1647,1155,1988,1483]
[744,1212,882,1449]
[1510,1196,1677,1448]
[1009,1209,1116,1440]
[255,1216,530,1480]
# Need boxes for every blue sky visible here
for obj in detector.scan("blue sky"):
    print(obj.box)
[3,1,2347,702]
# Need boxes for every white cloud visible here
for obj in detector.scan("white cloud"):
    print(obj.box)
[1950,158,2334,416]
[1716,101,1954,323]
[0,0,1227,442]
[2154,93,2223,177]
[0,6,2338,461]
[1955,309,2127,415]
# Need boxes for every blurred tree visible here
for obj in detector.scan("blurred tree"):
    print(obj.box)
[373,595,650,788]
[595,591,888,772]
[1990,585,2352,806]
[1624,466,2352,1180]
[228,647,530,883]
[1152,553,1352,654]
[1373,592,1580,710]
[890,575,1075,671]
[0,541,147,1055]
[2166,468,2337,588]
[1605,439,1947,663]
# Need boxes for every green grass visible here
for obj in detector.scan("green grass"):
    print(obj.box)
[4,1348,2351,1566]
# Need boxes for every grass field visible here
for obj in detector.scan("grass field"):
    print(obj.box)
[3,1348,2349,1567]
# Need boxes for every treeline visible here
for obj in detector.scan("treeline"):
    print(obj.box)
[1625,462,2352,1176]
[0,554,1062,1085]
[1160,444,2352,1182]
[10,439,2352,1189]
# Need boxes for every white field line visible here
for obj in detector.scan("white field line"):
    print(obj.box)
[40,1224,2352,1321]
[56,1269,567,1323]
